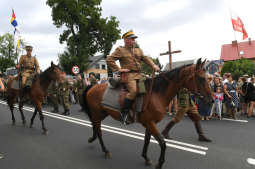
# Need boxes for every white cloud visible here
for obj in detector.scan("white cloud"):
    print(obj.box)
[143,0,190,19]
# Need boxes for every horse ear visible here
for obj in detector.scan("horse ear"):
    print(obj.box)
[201,59,207,68]
[196,58,202,70]
[51,61,54,67]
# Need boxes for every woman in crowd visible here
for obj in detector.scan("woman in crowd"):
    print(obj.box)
[224,74,239,119]
[241,76,255,118]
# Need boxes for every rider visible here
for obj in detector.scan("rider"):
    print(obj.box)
[106,30,160,124]
[16,45,40,95]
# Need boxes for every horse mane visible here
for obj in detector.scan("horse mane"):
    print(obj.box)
[145,64,193,94]
[32,65,55,83]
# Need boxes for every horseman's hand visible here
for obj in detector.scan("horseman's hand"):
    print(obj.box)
[228,95,232,99]
[119,69,130,73]
[153,65,160,72]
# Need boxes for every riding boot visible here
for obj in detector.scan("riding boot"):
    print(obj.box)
[161,121,176,139]
[120,98,133,125]
[194,121,212,142]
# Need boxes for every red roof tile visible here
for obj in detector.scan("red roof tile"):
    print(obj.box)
[220,40,255,61]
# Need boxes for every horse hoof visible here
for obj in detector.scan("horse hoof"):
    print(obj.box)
[155,163,162,169]
[88,137,96,143]
[105,152,112,159]
[145,159,153,166]
[12,122,16,126]
[42,130,48,135]
[23,122,26,126]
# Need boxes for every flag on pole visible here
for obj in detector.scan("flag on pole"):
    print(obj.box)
[10,9,21,50]
[231,16,248,40]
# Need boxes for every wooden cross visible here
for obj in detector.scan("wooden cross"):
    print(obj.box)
[160,41,181,70]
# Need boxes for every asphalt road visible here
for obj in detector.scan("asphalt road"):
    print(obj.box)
[0,100,255,169]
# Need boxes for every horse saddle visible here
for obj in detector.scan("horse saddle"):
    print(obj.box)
[11,74,35,90]
[101,79,144,124]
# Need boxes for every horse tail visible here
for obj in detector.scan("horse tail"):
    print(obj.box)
[82,85,94,122]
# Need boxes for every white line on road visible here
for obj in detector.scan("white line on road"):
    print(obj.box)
[222,118,248,123]
[247,158,255,165]
[0,100,207,155]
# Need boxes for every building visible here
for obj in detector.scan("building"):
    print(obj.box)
[220,38,255,62]
[85,54,108,79]
[163,59,195,71]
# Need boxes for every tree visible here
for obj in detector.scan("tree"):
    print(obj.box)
[141,57,163,75]
[0,33,25,73]
[221,58,255,80]
[46,0,121,74]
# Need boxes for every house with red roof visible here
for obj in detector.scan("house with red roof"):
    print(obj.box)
[220,38,255,62]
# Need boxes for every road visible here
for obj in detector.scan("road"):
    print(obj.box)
[0,100,255,169]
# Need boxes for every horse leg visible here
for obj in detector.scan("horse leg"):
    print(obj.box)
[18,100,26,126]
[30,108,38,128]
[7,96,16,125]
[35,102,48,135]
[88,121,97,143]
[141,129,153,166]
[94,120,111,159]
[146,121,166,169]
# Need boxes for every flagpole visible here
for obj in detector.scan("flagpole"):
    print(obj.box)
[225,0,241,59]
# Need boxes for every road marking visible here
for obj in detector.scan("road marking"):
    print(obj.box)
[247,158,255,165]
[222,118,248,123]
[0,153,3,159]
[0,101,207,155]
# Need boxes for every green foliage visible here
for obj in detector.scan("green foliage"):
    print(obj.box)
[0,33,25,73]
[46,0,121,74]
[141,57,162,75]
[221,58,255,80]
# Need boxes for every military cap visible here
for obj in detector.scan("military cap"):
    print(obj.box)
[122,30,138,39]
[25,45,33,50]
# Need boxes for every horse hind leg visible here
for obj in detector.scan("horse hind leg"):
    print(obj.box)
[88,121,97,143]
[30,108,38,128]
[94,120,111,159]
[18,101,26,126]
[7,95,16,125]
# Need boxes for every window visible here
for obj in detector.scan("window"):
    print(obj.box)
[101,64,106,70]
[95,64,100,69]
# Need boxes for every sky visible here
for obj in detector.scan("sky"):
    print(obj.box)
[0,0,255,70]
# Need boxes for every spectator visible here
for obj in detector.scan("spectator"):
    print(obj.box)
[0,77,5,159]
[224,74,238,119]
[100,77,108,84]
[211,87,224,119]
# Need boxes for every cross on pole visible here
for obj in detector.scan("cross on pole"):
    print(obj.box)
[160,41,181,70]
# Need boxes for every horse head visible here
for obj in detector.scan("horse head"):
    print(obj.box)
[48,61,63,81]
[182,58,214,106]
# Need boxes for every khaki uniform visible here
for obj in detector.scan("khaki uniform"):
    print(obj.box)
[89,76,97,86]
[58,79,70,111]
[172,88,200,123]
[18,54,40,87]
[106,46,155,100]
[47,80,59,111]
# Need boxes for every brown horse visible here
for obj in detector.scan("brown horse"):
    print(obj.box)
[6,62,62,134]
[83,58,213,169]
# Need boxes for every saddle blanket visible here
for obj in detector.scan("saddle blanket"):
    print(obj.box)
[11,79,20,90]
[101,85,143,113]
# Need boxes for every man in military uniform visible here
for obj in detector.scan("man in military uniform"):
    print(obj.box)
[161,88,212,142]
[106,30,160,124]
[58,72,71,115]
[16,45,40,95]
[76,74,87,111]
[47,80,59,113]
[88,72,97,86]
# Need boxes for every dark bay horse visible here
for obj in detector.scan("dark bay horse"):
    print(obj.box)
[83,58,213,169]
[6,62,62,134]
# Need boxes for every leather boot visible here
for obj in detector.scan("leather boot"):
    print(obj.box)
[161,121,176,139]
[194,121,212,142]
[120,98,133,125]
[61,109,70,116]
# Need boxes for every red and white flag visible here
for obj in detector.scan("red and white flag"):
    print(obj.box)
[231,16,248,40]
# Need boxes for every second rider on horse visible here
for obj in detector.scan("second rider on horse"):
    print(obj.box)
[106,30,160,124]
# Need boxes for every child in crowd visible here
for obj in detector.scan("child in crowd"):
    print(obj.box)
[212,87,224,119]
